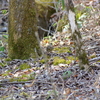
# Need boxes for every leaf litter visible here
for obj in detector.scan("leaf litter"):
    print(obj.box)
[0,0,100,100]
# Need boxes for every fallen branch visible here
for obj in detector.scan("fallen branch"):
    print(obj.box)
[89,56,100,62]
[0,80,63,86]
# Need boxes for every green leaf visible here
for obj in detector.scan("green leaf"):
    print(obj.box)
[76,12,82,20]
[62,71,72,79]
[3,35,8,39]
[2,10,7,14]
[0,46,5,51]
[79,13,87,20]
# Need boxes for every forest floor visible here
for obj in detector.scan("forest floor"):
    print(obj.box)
[0,0,100,100]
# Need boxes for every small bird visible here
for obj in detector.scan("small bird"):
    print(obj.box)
[46,43,53,52]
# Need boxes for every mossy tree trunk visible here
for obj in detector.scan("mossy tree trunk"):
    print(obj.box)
[8,0,42,59]
[65,0,89,71]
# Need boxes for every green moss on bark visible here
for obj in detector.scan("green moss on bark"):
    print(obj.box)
[8,0,42,59]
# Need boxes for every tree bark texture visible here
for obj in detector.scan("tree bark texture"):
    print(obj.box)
[8,0,42,59]
[65,0,89,70]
